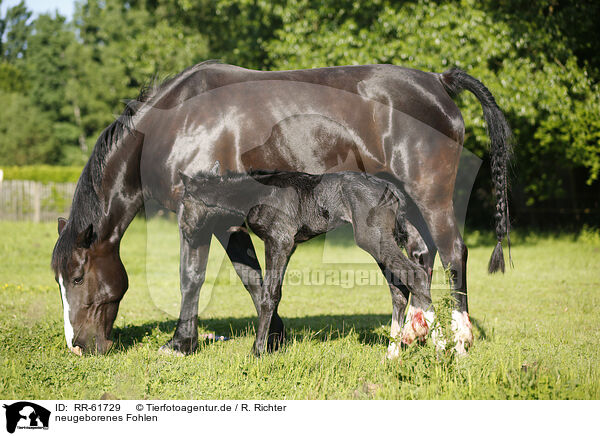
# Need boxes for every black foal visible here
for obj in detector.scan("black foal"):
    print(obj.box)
[179,169,432,357]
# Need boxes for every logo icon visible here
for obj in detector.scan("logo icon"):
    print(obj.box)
[3,402,50,433]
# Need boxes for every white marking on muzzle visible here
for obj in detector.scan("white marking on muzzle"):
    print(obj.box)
[58,274,75,349]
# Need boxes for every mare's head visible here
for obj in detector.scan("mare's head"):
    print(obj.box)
[51,217,128,355]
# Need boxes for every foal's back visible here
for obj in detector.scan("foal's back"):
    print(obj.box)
[246,170,406,243]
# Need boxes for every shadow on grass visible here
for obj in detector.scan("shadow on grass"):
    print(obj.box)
[470,316,488,341]
[112,312,489,353]
[112,313,391,352]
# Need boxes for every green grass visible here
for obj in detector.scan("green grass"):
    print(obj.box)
[1,219,599,399]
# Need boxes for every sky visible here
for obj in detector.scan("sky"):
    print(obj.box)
[1,0,75,20]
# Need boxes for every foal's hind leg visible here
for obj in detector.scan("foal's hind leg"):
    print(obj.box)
[404,222,446,348]
[381,272,408,360]
[354,224,430,356]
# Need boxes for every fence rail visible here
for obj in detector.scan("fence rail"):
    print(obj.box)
[0,179,75,222]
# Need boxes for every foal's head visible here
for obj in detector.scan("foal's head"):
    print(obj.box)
[178,171,225,248]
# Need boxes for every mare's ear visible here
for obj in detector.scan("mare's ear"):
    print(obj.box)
[75,223,96,249]
[210,160,220,175]
[58,217,67,235]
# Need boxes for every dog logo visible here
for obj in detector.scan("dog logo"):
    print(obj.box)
[3,402,50,433]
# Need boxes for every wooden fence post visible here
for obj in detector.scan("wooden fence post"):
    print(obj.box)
[33,181,41,223]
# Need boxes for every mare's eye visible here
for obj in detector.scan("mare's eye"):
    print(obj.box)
[73,276,84,285]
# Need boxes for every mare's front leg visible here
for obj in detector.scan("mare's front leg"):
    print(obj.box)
[253,237,293,357]
[160,225,212,356]
[215,226,285,350]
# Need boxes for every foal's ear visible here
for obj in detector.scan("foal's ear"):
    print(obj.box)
[178,170,193,188]
[57,217,67,235]
[76,223,96,249]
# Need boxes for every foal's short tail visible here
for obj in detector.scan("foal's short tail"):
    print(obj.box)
[440,68,513,273]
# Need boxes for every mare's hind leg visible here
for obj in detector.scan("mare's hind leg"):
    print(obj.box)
[421,206,472,355]
[215,226,286,350]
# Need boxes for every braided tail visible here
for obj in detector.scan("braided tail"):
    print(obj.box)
[440,68,513,273]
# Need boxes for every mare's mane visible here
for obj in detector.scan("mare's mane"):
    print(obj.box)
[52,60,221,272]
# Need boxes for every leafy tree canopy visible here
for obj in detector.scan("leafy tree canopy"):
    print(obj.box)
[0,0,597,223]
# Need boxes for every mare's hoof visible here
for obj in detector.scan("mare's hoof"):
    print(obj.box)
[159,337,197,356]
[158,345,185,357]
[451,311,473,356]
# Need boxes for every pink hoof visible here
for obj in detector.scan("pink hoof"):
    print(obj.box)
[401,307,429,345]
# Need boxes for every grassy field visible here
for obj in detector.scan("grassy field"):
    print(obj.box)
[0,219,599,399]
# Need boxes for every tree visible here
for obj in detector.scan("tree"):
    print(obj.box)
[0,0,32,61]
[0,0,597,227]
[0,90,58,165]
[67,0,209,158]
[265,0,600,211]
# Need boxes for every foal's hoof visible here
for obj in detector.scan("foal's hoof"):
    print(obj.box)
[266,332,285,353]
[401,307,429,345]
[251,339,273,358]
[251,342,264,358]
[386,342,401,360]
[266,316,286,352]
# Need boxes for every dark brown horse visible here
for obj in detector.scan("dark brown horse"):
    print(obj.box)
[51,61,511,355]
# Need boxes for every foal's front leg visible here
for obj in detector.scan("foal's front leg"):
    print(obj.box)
[383,278,409,360]
[253,237,293,357]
